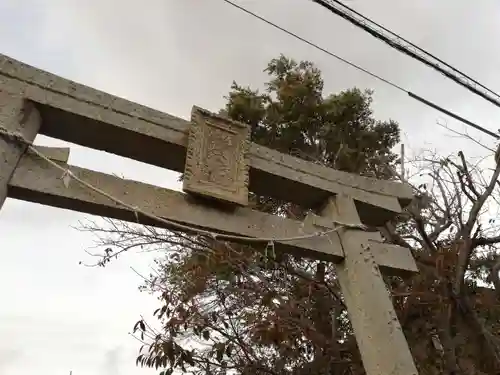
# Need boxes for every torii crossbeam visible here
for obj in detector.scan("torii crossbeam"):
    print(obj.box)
[0,54,419,375]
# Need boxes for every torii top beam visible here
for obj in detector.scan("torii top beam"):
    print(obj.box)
[0,54,412,226]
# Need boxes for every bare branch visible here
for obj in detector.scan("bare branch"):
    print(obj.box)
[436,118,495,153]
[473,235,500,247]
[455,146,500,295]
[458,151,481,199]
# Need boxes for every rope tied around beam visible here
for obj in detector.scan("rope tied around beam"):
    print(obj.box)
[0,125,367,244]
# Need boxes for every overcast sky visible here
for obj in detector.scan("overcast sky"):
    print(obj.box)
[1,0,500,374]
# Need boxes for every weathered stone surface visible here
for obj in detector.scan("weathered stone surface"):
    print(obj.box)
[367,238,418,276]
[0,53,413,225]
[0,72,189,170]
[31,145,70,163]
[10,149,343,261]
[322,195,419,375]
[304,211,418,277]
[9,149,411,274]
[0,92,40,209]
[184,106,250,206]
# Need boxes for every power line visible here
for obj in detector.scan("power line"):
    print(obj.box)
[408,93,499,139]
[224,0,407,93]
[315,0,500,99]
[221,0,499,140]
[311,0,500,108]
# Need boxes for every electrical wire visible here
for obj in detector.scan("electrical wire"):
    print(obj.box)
[221,0,499,140]
[223,0,406,93]
[311,0,500,108]
[315,0,500,99]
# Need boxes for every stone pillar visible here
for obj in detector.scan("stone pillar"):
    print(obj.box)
[321,194,419,375]
[0,93,41,209]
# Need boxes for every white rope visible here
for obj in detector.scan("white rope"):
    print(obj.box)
[0,126,366,244]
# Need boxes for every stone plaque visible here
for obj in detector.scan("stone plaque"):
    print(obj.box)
[183,106,250,206]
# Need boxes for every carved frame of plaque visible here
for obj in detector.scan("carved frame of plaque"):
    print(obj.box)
[183,106,250,206]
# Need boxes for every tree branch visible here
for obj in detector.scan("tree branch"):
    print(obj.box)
[455,146,500,295]
[473,235,500,247]
[458,150,481,199]
[492,258,500,298]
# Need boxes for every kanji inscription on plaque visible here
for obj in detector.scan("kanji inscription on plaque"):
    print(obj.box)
[183,106,250,206]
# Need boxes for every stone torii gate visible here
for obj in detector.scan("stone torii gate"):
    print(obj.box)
[0,54,419,375]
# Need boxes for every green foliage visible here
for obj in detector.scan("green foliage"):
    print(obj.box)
[224,55,400,179]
